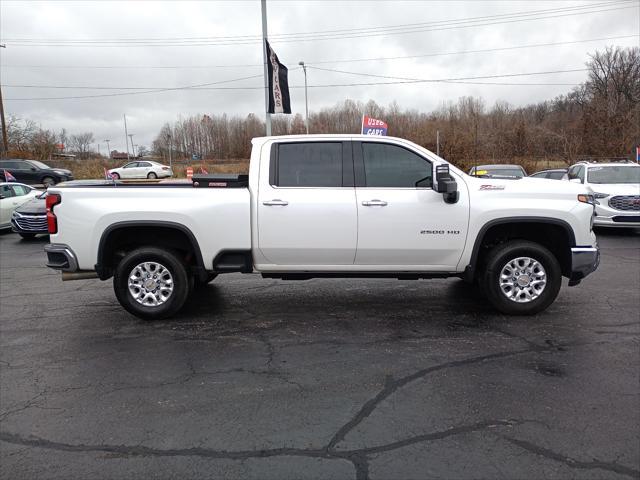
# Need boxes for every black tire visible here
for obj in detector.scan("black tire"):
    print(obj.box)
[42,176,56,187]
[147,172,157,179]
[481,240,561,315]
[113,247,191,320]
[111,172,120,179]
[19,233,37,240]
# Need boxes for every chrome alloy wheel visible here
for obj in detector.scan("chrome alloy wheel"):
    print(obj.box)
[499,256,547,303]
[127,262,174,307]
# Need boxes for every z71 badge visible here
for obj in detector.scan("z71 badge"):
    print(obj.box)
[479,184,505,190]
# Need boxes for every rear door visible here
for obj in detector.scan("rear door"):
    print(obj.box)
[257,141,357,266]
[354,141,468,269]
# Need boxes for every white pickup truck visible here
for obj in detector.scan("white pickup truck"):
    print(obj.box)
[45,135,599,319]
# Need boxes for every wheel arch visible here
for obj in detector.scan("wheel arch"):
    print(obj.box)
[465,217,577,281]
[96,220,207,281]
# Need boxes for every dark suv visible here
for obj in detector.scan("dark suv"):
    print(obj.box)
[0,159,74,187]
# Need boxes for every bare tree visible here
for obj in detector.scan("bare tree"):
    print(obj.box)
[69,132,95,159]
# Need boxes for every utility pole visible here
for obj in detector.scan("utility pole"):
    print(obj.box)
[0,44,8,158]
[128,134,135,157]
[123,114,130,161]
[166,133,172,168]
[104,139,110,158]
[261,0,271,136]
[298,61,309,134]
[436,130,440,157]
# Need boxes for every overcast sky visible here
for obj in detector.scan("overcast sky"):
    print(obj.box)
[1,0,638,153]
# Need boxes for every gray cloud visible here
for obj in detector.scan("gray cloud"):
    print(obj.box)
[1,0,637,152]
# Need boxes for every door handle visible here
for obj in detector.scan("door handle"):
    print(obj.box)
[263,199,289,206]
[362,199,388,207]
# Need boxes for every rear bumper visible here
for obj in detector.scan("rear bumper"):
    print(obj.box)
[44,243,79,272]
[569,246,600,286]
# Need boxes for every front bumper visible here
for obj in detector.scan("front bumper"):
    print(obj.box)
[568,246,600,286]
[44,243,79,272]
[594,202,640,228]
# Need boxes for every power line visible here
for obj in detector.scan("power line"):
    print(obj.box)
[4,1,628,43]
[2,2,635,46]
[4,67,589,100]
[2,34,636,70]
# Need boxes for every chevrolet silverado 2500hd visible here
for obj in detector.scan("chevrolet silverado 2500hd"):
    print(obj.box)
[44,135,599,319]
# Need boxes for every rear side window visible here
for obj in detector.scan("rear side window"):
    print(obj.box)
[139,162,152,167]
[275,143,343,187]
[362,143,432,188]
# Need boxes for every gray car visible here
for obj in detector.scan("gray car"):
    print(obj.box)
[468,164,526,179]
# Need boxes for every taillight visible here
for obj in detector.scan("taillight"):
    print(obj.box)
[46,193,62,234]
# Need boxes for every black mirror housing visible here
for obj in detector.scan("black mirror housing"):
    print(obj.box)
[435,164,459,204]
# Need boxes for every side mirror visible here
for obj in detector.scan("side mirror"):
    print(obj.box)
[435,164,459,204]
[31,167,37,172]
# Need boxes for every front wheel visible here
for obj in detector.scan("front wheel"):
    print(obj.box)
[113,247,191,320]
[481,240,561,315]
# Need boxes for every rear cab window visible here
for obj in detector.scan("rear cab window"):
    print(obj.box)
[271,142,350,188]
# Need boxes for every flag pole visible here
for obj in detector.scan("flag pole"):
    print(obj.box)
[261,0,271,136]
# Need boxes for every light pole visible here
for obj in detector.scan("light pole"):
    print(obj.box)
[298,61,309,134]
[104,139,110,158]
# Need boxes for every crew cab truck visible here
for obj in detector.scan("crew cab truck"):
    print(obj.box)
[44,135,600,320]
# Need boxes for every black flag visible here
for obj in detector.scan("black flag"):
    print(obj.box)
[265,39,291,114]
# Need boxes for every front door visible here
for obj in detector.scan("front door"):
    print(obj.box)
[257,141,357,267]
[354,141,469,270]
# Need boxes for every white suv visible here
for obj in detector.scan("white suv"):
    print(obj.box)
[565,162,640,228]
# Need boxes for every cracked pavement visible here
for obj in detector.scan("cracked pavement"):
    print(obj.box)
[0,229,639,480]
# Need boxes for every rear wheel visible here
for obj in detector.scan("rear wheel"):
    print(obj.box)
[481,240,561,315]
[147,172,157,179]
[113,247,191,320]
[42,176,56,187]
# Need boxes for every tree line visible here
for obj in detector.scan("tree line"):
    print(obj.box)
[152,46,639,168]
[4,47,638,168]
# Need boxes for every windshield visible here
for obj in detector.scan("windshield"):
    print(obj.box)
[28,160,51,169]
[475,168,524,178]
[587,166,640,184]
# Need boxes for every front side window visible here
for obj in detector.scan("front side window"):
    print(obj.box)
[362,143,432,188]
[1,185,15,198]
[276,143,343,187]
[123,162,138,169]
[588,166,640,184]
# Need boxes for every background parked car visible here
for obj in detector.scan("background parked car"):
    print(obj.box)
[529,168,568,180]
[564,161,640,228]
[0,159,74,187]
[0,182,41,230]
[468,164,526,179]
[108,161,173,179]
[11,191,48,239]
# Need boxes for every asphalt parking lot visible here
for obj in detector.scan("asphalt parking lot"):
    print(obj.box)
[0,229,638,480]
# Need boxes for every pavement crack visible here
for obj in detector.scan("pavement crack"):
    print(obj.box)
[325,347,535,450]
[503,436,640,479]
